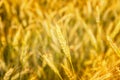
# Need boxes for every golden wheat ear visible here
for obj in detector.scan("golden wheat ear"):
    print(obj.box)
[3,68,14,80]
[54,22,75,73]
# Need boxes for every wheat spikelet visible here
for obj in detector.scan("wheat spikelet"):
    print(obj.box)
[61,64,76,80]
[11,68,30,80]
[3,68,14,80]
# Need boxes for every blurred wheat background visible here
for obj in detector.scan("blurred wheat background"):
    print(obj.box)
[0,0,120,80]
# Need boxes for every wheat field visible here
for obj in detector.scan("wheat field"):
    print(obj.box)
[0,0,120,80]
